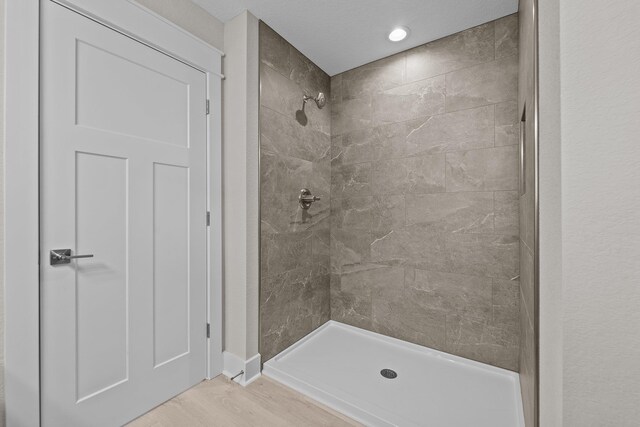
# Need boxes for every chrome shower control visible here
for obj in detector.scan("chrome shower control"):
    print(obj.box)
[299,188,320,210]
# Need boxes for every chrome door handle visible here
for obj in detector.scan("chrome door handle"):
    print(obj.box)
[50,249,94,265]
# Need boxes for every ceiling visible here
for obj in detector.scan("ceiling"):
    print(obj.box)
[192,0,518,76]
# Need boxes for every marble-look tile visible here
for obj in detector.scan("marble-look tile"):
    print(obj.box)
[520,241,534,323]
[370,227,519,279]
[372,75,446,124]
[261,193,295,234]
[446,146,518,192]
[406,269,493,320]
[445,55,518,112]
[309,273,331,328]
[492,278,520,326]
[445,233,519,279]
[495,14,519,59]
[330,74,343,104]
[291,199,330,233]
[259,20,330,363]
[342,54,406,100]
[339,264,404,297]
[260,13,521,371]
[405,105,495,156]
[332,196,373,231]
[372,284,447,351]
[405,192,494,233]
[262,150,312,195]
[341,128,374,165]
[372,154,446,195]
[445,313,519,370]
[406,22,495,83]
[260,107,330,162]
[494,191,519,235]
[330,277,373,330]
[331,162,371,198]
[332,97,372,136]
[330,135,343,167]
[259,23,291,77]
[261,266,329,361]
[260,150,281,195]
[495,101,519,146]
[261,149,326,197]
[289,46,330,95]
[260,65,303,117]
[370,121,409,161]
[493,278,520,307]
[371,195,405,233]
[262,231,313,278]
[313,228,331,272]
[330,229,372,273]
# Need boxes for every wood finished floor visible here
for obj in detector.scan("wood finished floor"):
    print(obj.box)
[128,376,362,427]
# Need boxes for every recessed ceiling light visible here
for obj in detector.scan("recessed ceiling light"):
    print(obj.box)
[388,27,409,42]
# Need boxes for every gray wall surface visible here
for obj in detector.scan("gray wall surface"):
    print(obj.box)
[329,14,521,371]
[259,22,332,361]
[259,15,521,370]
[518,0,537,425]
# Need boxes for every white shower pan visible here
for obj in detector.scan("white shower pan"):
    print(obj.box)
[263,321,524,427]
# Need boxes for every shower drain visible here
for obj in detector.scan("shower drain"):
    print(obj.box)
[380,368,398,379]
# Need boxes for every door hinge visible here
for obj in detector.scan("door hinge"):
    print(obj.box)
[206,99,210,115]
[206,323,211,338]
[206,211,211,226]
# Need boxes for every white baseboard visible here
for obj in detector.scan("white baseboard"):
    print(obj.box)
[222,351,261,386]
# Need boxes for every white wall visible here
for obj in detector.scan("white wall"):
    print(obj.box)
[222,11,260,362]
[539,0,640,425]
[538,0,562,424]
[136,0,224,51]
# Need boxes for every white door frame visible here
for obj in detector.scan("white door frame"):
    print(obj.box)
[4,1,224,425]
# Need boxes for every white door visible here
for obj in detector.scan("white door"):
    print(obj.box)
[40,2,208,425]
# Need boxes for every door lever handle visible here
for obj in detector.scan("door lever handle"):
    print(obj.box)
[50,249,94,265]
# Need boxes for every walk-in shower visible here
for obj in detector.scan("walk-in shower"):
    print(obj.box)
[259,12,530,425]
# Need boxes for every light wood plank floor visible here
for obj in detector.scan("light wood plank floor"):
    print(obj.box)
[128,376,362,427]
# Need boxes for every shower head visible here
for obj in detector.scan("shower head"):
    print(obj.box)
[303,92,326,109]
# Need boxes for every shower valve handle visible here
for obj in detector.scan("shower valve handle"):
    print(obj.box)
[299,188,320,210]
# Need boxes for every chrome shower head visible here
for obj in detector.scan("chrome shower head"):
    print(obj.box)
[303,92,326,109]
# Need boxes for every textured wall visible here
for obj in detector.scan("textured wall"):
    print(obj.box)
[518,0,537,425]
[329,15,521,371]
[259,23,332,361]
[560,0,640,425]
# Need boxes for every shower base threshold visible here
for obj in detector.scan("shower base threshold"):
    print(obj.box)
[263,321,524,427]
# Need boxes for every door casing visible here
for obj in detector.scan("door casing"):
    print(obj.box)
[3,1,224,425]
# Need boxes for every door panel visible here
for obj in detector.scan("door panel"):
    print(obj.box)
[75,152,129,401]
[153,163,190,366]
[41,2,208,425]
[75,39,190,147]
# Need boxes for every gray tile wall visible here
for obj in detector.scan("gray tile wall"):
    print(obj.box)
[330,14,521,371]
[259,22,332,361]
[518,0,538,424]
